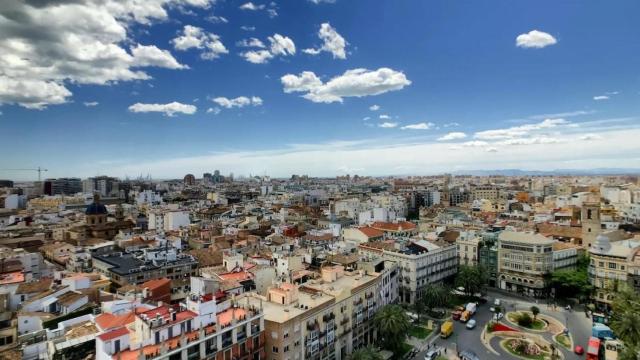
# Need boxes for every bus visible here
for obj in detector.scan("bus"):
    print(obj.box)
[587,337,601,360]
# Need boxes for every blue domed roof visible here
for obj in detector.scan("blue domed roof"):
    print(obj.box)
[86,202,107,215]
[86,193,107,215]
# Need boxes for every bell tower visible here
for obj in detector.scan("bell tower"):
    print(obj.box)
[581,202,601,247]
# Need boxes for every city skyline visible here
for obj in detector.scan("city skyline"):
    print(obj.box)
[1,0,640,180]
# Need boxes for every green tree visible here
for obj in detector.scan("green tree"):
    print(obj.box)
[611,290,640,348]
[455,265,488,297]
[517,312,533,328]
[530,306,540,321]
[374,304,411,354]
[421,284,450,310]
[549,254,593,300]
[349,347,384,360]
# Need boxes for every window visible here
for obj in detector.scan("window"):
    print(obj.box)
[609,263,617,269]
[272,346,279,353]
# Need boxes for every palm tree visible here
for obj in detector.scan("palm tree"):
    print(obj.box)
[374,304,411,354]
[530,306,540,321]
[611,311,640,347]
[349,347,384,360]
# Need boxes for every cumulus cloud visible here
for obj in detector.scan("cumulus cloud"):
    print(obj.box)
[241,26,256,31]
[212,96,263,108]
[281,68,411,103]
[84,102,99,107]
[172,25,228,60]
[128,102,197,116]
[0,0,201,109]
[206,15,228,23]
[438,132,467,141]
[206,107,221,115]
[379,114,391,120]
[593,95,610,101]
[516,30,557,48]
[369,105,380,111]
[239,2,265,10]
[303,23,347,59]
[474,118,568,140]
[401,122,434,130]
[239,2,278,17]
[240,34,295,63]
[378,122,398,128]
[236,38,266,48]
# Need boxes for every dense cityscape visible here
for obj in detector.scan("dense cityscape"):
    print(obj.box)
[0,173,638,360]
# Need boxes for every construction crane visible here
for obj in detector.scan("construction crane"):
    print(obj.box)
[1,167,48,181]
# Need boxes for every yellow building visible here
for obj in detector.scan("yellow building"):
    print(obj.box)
[245,262,397,360]
[589,231,640,308]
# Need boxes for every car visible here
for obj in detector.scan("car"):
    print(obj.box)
[493,312,504,321]
[490,306,495,312]
[494,298,501,306]
[574,345,584,355]
[424,349,440,360]
[466,319,477,329]
[459,350,481,360]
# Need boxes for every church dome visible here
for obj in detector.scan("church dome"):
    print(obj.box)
[86,193,107,215]
[592,233,611,253]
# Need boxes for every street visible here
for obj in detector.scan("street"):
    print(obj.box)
[412,290,593,360]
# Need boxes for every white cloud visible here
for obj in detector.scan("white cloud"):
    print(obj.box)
[128,102,197,116]
[443,122,460,128]
[206,15,228,23]
[438,132,467,141]
[363,116,371,121]
[212,96,263,108]
[131,44,188,69]
[309,0,336,3]
[486,147,498,153]
[462,141,490,147]
[236,38,266,48]
[474,118,568,140]
[281,68,411,103]
[241,26,256,31]
[379,114,391,120]
[240,33,295,63]
[206,107,221,114]
[401,122,434,130]
[579,134,603,141]
[499,137,561,145]
[593,95,610,101]
[369,105,380,111]
[529,110,594,120]
[267,9,278,18]
[303,23,347,59]
[0,0,203,109]
[378,122,398,128]
[516,30,557,49]
[83,101,99,107]
[172,25,228,60]
[239,2,265,10]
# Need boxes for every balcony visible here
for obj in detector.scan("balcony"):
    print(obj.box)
[322,312,335,322]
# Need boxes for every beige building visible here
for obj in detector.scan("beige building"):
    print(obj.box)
[582,202,602,247]
[456,231,481,266]
[497,231,555,298]
[245,262,396,360]
[589,231,640,308]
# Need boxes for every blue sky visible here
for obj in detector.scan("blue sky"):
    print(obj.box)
[1,0,639,180]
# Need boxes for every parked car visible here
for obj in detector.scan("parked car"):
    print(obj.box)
[424,349,440,360]
[466,319,477,329]
[574,345,584,355]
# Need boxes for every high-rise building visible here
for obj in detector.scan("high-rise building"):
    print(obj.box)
[184,174,196,186]
[43,178,82,195]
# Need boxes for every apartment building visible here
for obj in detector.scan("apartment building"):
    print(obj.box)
[497,231,555,298]
[456,231,481,266]
[96,286,265,360]
[358,239,457,304]
[244,262,394,360]
[588,231,640,309]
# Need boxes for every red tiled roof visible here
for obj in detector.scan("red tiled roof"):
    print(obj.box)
[142,278,170,290]
[357,227,384,238]
[97,327,129,341]
[371,221,416,232]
